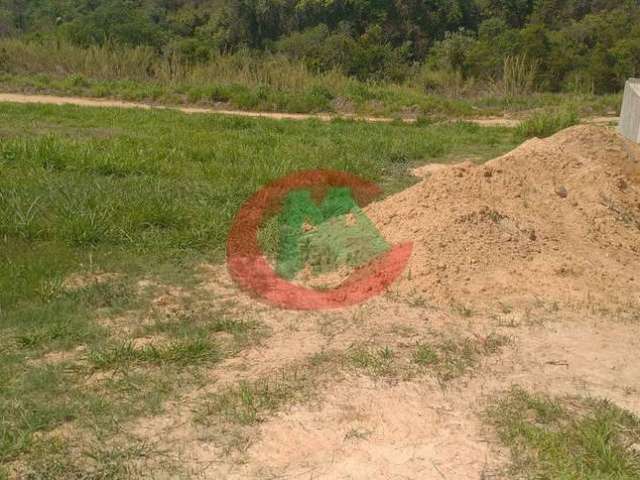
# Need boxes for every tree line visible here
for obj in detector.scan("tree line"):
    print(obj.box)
[1,0,639,93]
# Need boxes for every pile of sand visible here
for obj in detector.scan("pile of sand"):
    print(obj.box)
[366,125,640,312]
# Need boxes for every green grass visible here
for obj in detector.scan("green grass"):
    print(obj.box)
[345,333,511,382]
[142,314,268,350]
[488,387,640,479]
[517,108,580,139]
[0,103,520,313]
[413,333,511,382]
[348,344,397,378]
[200,373,313,426]
[193,374,310,455]
[88,338,222,369]
[0,359,176,472]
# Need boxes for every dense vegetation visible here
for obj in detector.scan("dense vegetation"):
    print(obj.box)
[1,0,638,96]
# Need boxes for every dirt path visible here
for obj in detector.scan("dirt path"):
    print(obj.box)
[0,92,619,127]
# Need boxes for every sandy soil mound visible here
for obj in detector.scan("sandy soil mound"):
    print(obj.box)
[367,125,640,312]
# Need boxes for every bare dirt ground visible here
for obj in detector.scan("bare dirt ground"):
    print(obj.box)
[127,286,639,479]
[103,125,640,479]
[0,92,620,126]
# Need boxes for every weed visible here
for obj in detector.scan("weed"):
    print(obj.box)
[344,428,372,441]
[498,302,514,314]
[203,378,296,426]
[600,194,640,230]
[497,54,539,99]
[483,333,512,354]
[68,279,134,310]
[406,293,431,309]
[21,436,171,479]
[145,310,268,351]
[413,344,438,366]
[451,301,474,318]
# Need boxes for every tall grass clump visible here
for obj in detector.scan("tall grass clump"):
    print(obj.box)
[492,54,539,99]
[0,39,160,82]
[0,39,339,110]
[517,108,579,139]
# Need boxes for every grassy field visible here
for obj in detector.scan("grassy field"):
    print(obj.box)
[0,102,522,476]
[1,102,638,478]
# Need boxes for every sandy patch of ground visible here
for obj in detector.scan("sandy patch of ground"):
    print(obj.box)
[125,293,640,479]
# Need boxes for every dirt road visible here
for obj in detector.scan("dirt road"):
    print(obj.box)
[0,92,619,127]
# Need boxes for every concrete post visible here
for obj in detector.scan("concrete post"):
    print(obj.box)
[619,78,640,143]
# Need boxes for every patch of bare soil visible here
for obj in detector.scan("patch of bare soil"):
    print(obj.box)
[128,290,640,479]
[95,126,640,478]
[229,319,640,480]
